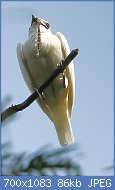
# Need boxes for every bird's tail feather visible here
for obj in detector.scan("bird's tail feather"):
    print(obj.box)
[54,119,74,146]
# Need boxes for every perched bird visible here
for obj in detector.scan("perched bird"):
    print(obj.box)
[17,15,75,146]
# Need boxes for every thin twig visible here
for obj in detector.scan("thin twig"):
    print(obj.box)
[1,48,79,122]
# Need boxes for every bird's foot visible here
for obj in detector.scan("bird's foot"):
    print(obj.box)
[57,60,67,89]
[35,84,46,99]
[62,72,67,89]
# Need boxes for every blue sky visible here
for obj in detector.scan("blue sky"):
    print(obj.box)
[1,1,114,175]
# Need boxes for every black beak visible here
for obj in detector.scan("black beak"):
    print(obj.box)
[31,15,37,23]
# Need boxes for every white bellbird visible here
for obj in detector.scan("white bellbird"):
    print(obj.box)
[17,15,75,146]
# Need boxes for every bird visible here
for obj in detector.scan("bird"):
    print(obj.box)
[17,15,75,146]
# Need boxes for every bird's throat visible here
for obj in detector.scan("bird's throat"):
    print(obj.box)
[29,25,52,57]
[36,25,41,57]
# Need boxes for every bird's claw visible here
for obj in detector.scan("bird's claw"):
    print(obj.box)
[35,84,46,99]
[57,60,64,70]
[62,72,67,89]
[57,60,66,89]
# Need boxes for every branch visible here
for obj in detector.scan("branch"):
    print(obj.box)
[1,48,79,122]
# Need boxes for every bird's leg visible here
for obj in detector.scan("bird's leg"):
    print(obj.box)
[57,60,67,89]
[61,72,67,89]
[35,84,46,99]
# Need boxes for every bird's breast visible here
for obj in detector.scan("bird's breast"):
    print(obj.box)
[23,33,67,105]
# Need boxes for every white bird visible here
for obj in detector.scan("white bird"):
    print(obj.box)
[17,15,75,146]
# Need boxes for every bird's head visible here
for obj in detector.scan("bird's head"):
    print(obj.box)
[29,15,50,33]
[28,15,51,56]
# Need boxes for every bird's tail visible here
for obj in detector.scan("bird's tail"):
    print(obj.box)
[54,119,74,146]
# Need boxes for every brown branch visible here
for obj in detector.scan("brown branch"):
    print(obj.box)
[1,48,79,122]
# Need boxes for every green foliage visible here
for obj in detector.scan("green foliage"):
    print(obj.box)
[2,143,82,176]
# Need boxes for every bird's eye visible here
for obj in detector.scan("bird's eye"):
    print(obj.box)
[41,20,50,29]
[46,22,50,29]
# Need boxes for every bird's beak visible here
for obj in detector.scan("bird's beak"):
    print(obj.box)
[31,15,37,24]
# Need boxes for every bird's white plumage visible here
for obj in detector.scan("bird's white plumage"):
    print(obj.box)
[17,16,75,146]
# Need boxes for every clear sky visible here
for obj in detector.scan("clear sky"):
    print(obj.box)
[1,1,114,176]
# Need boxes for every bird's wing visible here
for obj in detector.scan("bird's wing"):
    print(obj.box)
[17,43,52,119]
[17,43,35,90]
[56,32,75,117]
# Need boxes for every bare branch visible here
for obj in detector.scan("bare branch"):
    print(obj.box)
[1,48,79,122]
